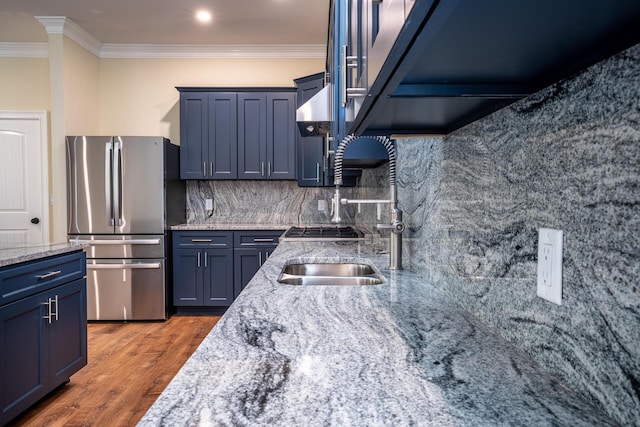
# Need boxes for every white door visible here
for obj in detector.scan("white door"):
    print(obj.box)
[0,111,49,246]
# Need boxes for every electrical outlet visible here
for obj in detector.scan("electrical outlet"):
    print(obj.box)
[205,198,213,210]
[537,228,563,305]
[318,199,327,212]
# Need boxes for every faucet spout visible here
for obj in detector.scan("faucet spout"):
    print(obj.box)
[334,135,404,270]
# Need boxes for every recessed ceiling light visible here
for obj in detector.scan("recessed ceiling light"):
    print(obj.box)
[196,10,212,23]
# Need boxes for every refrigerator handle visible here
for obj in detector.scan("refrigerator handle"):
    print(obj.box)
[113,141,123,226]
[105,143,114,226]
[87,263,161,270]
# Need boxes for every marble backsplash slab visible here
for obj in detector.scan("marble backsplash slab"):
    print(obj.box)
[186,180,358,226]
[357,44,639,425]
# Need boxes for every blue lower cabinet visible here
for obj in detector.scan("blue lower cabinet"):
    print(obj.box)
[173,230,281,311]
[0,251,87,425]
[172,231,234,310]
[203,250,234,305]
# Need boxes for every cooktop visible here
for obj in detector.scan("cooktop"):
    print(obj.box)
[283,226,364,241]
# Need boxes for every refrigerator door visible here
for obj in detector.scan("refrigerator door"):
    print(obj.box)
[68,234,165,259]
[115,136,167,234]
[66,136,116,235]
[86,258,166,320]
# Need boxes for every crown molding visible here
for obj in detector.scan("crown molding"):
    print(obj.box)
[99,43,325,59]
[5,17,325,59]
[35,16,102,56]
[0,42,49,58]
[0,41,325,59]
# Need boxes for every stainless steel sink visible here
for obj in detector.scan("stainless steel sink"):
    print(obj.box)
[277,262,384,286]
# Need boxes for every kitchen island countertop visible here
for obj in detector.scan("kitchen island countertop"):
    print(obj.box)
[138,240,616,426]
[0,242,87,268]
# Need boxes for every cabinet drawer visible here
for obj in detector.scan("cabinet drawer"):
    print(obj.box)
[0,251,86,307]
[173,231,233,248]
[234,230,284,247]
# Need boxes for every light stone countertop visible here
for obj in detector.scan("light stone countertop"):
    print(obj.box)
[0,242,87,268]
[138,240,616,426]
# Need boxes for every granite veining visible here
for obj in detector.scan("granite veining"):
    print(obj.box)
[139,240,616,426]
[0,242,87,268]
[186,180,358,226]
[357,44,640,425]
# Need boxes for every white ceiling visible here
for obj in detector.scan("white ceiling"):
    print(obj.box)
[0,0,329,46]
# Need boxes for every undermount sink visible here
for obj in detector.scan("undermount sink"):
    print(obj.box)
[277,262,384,286]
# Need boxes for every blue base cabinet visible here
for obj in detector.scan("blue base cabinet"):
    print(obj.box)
[0,251,87,425]
[233,231,281,298]
[173,230,282,312]
[172,232,234,309]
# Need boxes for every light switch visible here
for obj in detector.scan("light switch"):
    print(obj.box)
[205,198,213,210]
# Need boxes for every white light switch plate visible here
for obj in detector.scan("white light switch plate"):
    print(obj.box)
[537,228,563,305]
[205,198,213,210]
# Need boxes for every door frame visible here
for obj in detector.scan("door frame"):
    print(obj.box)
[0,110,50,242]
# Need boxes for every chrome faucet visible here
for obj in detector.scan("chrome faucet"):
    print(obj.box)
[331,135,404,270]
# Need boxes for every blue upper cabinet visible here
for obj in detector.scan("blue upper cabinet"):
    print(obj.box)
[179,91,237,179]
[266,93,297,180]
[237,93,267,179]
[331,0,640,136]
[178,88,297,180]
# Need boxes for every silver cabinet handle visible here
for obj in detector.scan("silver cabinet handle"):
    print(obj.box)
[37,270,61,280]
[210,161,213,176]
[267,162,271,177]
[204,252,208,268]
[52,295,59,321]
[341,44,348,107]
[197,252,201,268]
[43,296,60,324]
[43,298,53,324]
[316,162,321,182]
[258,252,262,266]
[253,238,274,242]
[203,161,206,176]
[261,162,265,177]
[191,239,213,243]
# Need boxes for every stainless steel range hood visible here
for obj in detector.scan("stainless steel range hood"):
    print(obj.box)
[296,83,332,136]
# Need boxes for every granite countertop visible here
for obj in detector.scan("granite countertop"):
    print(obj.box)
[0,242,87,268]
[139,240,616,426]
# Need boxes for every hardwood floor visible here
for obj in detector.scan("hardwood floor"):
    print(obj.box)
[7,315,220,427]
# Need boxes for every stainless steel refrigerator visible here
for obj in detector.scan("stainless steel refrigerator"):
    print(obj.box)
[66,136,185,320]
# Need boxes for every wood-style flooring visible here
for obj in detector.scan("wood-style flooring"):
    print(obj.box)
[7,315,220,427]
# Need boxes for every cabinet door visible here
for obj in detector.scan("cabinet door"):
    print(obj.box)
[237,93,267,179]
[209,93,238,179]
[172,249,203,306]
[267,93,296,180]
[180,92,208,179]
[48,279,87,387]
[203,250,234,306]
[0,293,48,425]
[233,248,260,298]
[297,136,325,186]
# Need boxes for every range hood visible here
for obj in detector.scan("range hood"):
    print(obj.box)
[296,83,332,136]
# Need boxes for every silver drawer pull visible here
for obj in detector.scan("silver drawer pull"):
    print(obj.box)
[253,238,274,242]
[191,239,213,243]
[37,270,62,280]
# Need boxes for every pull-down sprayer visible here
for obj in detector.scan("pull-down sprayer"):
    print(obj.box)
[331,135,404,270]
